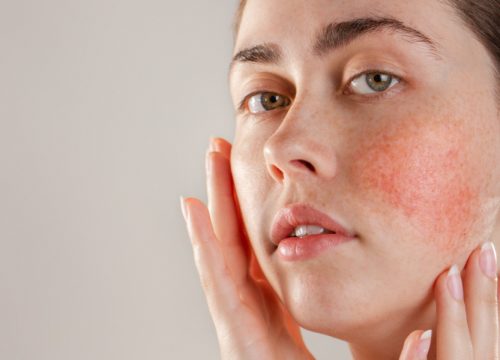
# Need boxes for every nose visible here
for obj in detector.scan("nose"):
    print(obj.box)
[263,105,338,184]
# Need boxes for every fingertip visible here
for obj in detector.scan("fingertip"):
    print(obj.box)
[479,241,498,280]
[208,136,218,152]
[399,330,420,360]
[181,196,194,209]
[212,137,232,158]
[180,196,188,221]
[433,265,456,303]
[416,329,432,359]
[400,330,431,360]
[205,148,214,175]
[183,197,209,221]
[446,264,464,301]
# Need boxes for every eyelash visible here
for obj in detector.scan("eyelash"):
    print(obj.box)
[238,70,402,113]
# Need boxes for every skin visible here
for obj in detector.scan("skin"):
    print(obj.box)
[182,0,500,358]
[354,117,479,252]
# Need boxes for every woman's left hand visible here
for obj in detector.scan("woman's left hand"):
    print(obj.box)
[398,242,499,359]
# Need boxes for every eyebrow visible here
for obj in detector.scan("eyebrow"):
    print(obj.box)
[230,16,440,70]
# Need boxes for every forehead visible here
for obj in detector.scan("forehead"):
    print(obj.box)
[235,0,454,53]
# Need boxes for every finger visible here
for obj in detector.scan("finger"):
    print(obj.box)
[181,197,242,320]
[211,138,264,281]
[182,197,284,357]
[206,140,250,286]
[208,138,268,293]
[206,147,250,288]
[210,137,232,159]
[398,330,432,360]
[463,241,499,359]
[435,264,473,359]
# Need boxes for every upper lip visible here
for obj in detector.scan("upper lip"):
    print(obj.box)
[270,203,355,246]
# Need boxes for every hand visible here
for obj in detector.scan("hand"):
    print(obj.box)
[181,137,315,360]
[398,242,499,359]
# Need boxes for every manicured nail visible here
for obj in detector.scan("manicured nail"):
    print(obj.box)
[447,264,464,301]
[180,196,188,222]
[416,329,432,358]
[205,149,212,175]
[209,136,217,152]
[480,241,497,279]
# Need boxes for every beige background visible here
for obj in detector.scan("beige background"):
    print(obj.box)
[0,0,351,358]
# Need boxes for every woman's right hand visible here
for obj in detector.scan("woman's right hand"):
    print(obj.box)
[180,137,315,360]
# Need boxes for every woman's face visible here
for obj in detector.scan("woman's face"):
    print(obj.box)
[229,0,500,339]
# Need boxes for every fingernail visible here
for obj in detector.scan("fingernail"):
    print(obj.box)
[208,136,217,152]
[205,149,212,175]
[416,329,432,358]
[480,241,497,279]
[447,264,464,301]
[180,196,188,222]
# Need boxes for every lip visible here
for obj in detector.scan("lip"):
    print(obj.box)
[270,203,355,245]
[270,203,356,260]
[276,233,355,261]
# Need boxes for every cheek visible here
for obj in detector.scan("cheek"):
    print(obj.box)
[230,139,269,232]
[352,119,480,253]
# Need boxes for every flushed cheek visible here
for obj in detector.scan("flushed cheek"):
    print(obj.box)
[353,120,480,253]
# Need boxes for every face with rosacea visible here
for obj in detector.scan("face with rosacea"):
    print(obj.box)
[228,0,500,343]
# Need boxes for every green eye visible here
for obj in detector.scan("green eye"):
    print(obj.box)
[248,92,291,113]
[350,72,399,94]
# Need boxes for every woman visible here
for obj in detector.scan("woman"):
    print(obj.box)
[181,0,500,358]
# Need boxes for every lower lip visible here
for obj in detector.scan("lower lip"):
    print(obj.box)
[276,233,355,261]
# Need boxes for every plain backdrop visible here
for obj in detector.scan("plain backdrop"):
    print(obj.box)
[0,1,352,359]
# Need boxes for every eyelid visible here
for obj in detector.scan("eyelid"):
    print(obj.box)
[238,90,291,113]
[343,69,403,97]
[237,69,404,112]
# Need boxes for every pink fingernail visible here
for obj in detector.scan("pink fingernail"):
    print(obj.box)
[447,264,463,301]
[180,196,188,222]
[479,242,497,279]
[209,136,217,152]
[416,329,432,358]
[205,149,213,175]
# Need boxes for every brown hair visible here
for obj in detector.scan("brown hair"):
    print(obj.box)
[233,0,500,76]
[444,0,500,77]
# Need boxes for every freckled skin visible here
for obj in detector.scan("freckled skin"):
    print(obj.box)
[353,118,480,253]
[230,0,500,357]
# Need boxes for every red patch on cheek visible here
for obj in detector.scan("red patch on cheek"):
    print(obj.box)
[354,121,479,251]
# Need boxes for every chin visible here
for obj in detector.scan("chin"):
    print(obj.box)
[277,266,425,343]
[276,271,374,340]
[286,294,374,341]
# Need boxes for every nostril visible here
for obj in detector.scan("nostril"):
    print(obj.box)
[270,164,284,181]
[292,159,315,172]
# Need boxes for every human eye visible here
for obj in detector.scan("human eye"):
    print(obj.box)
[240,91,291,114]
[347,71,400,96]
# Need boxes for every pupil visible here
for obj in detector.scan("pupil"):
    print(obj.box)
[374,74,382,82]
